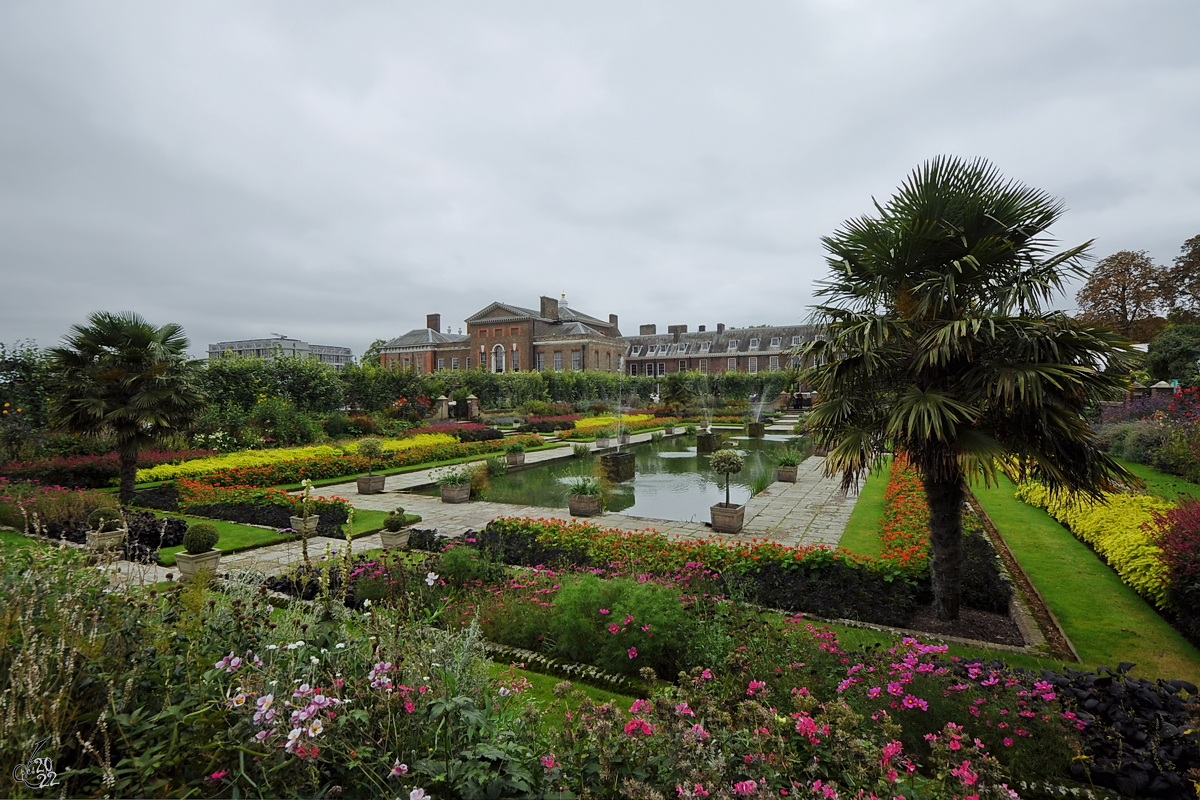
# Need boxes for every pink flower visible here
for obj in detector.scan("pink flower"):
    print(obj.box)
[389,760,409,777]
[733,780,758,795]
[608,623,620,634]
[208,770,228,781]
[623,719,655,737]
[599,608,610,615]
[540,754,558,772]
[747,680,767,696]
[628,647,638,659]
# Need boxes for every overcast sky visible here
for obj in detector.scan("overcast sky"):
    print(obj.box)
[2,1,1197,359]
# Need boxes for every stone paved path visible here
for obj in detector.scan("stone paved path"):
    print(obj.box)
[106,415,862,586]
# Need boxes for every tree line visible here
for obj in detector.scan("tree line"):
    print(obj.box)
[1075,235,1200,340]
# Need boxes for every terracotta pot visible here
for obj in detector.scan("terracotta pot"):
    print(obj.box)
[505,452,526,466]
[568,494,602,517]
[440,484,471,504]
[357,474,386,494]
[290,515,320,535]
[380,530,411,549]
[776,465,798,483]
[176,548,222,580]
[710,503,746,534]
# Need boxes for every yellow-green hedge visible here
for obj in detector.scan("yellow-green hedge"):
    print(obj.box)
[1014,482,1173,608]
[574,414,655,430]
[136,434,456,482]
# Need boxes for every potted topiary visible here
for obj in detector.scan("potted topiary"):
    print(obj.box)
[433,467,472,503]
[593,427,614,449]
[86,507,125,551]
[176,521,221,579]
[355,437,387,494]
[566,476,603,517]
[380,507,411,549]
[709,448,746,533]
[504,440,527,467]
[616,424,631,445]
[773,449,804,483]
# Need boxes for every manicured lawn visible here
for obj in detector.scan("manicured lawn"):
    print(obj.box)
[1117,458,1200,501]
[973,476,1200,683]
[835,458,890,558]
[0,529,37,549]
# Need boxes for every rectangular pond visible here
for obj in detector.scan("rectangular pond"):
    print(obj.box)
[418,433,810,523]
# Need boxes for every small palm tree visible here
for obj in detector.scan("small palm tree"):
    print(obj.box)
[801,156,1137,620]
[49,311,204,503]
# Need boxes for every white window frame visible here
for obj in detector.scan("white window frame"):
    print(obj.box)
[769,356,780,371]
[657,362,667,376]
[536,352,545,371]
[553,352,563,371]
[629,363,638,376]
[451,357,459,370]
[749,338,760,350]
[437,358,445,370]
[791,336,801,345]
[676,343,688,354]
[770,337,782,348]
[699,341,711,352]
[748,356,758,373]
[571,350,582,370]
[698,359,708,373]
[678,360,687,371]
[630,346,642,357]
[727,357,737,371]
[727,340,739,352]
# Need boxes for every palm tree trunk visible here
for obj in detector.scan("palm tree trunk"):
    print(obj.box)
[923,474,965,621]
[118,442,139,505]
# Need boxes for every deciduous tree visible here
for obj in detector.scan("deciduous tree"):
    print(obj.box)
[1075,250,1168,340]
[1169,234,1200,314]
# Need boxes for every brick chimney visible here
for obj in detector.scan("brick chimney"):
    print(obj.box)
[717,323,725,333]
[540,296,560,320]
[668,324,687,343]
[698,325,706,332]
[639,324,657,336]
[426,313,441,332]
[609,314,619,329]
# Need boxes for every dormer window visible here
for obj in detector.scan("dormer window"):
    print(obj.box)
[727,340,739,352]
[630,346,642,357]
[699,341,711,352]
[791,336,801,345]
[646,344,657,356]
[749,338,760,350]
[770,337,781,348]
[676,343,688,354]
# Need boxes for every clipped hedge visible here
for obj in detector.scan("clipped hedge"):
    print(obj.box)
[1015,482,1173,608]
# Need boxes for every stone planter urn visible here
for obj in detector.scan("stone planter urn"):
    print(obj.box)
[710,503,746,534]
[776,465,798,483]
[357,474,386,494]
[440,484,471,504]
[505,452,526,467]
[176,548,222,579]
[86,527,127,552]
[594,436,612,449]
[568,494,602,517]
[290,515,320,535]
[618,433,631,445]
[747,422,766,437]
[664,425,675,435]
[380,530,411,549]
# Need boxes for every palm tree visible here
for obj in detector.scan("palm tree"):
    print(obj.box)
[800,156,1137,620]
[49,311,204,503]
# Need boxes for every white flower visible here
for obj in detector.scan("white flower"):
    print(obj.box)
[425,572,439,586]
[362,598,372,607]
[410,789,429,800]
[307,719,323,737]
[335,643,346,649]
[310,656,319,665]
[266,644,278,651]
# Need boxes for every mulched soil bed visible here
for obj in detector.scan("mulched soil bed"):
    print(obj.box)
[904,604,1026,648]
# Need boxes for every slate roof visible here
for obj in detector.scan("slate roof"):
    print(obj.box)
[383,328,470,349]
[539,321,605,338]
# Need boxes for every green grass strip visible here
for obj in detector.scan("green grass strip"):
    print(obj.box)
[835,458,891,558]
[1115,458,1200,501]
[972,476,1200,683]
[0,529,37,549]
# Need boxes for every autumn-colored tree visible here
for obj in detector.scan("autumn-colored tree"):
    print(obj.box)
[1168,234,1200,314]
[1075,250,1168,341]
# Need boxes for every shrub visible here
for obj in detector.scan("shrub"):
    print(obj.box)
[438,544,504,589]
[182,522,219,554]
[87,506,122,532]
[1149,499,1200,642]
[456,426,504,443]
[572,443,590,458]
[566,476,602,496]
[123,511,187,563]
[503,440,526,454]
[517,419,577,434]
[485,456,508,477]
[521,400,573,418]
[383,510,407,532]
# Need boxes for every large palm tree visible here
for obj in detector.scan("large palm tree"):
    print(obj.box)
[49,311,204,503]
[800,156,1137,620]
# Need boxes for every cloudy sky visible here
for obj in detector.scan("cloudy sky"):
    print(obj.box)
[2,1,1197,359]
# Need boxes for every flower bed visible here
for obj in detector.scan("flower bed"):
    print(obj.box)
[166,435,544,488]
[557,416,678,440]
[175,480,351,533]
[0,477,115,538]
[1015,482,1173,608]
[1,449,218,488]
[135,434,459,482]
[879,453,931,573]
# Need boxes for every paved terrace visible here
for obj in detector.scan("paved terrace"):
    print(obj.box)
[105,414,862,585]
